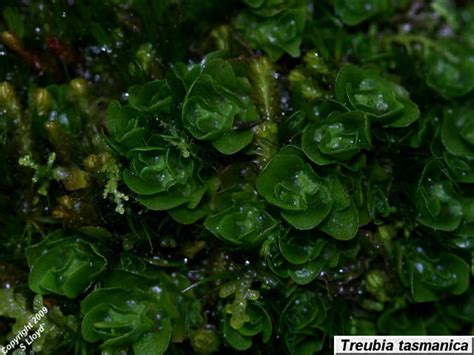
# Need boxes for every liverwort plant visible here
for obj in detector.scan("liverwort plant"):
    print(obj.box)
[256,146,333,230]
[1,1,473,354]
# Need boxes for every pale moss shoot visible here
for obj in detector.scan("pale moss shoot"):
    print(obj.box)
[219,277,260,329]
[18,152,56,196]
[100,155,129,215]
[162,134,191,158]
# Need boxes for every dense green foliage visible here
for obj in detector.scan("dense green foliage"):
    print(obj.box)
[0,0,473,354]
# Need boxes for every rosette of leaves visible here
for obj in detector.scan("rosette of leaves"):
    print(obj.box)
[443,194,474,250]
[122,135,215,222]
[396,241,470,302]
[424,41,474,98]
[377,307,431,335]
[414,160,464,231]
[81,255,199,354]
[179,54,258,155]
[106,79,216,222]
[378,303,472,335]
[441,105,474,181]
[335,64,420,128]
[335,0,398,26]
[280,290,329,354]
[205,183,281,247]
[106,100,149,155]
[81,289,171,354]
[339,173,371,226]
[317,175,360,240]
[302,110,371,169]
[365,161,393,224]
[234,0,307,61]
[222,302,272,351]
[127,80,174,115]
[105,78,176,155]
[256,146,333,230]
[435,291,474,332]
[444,151,474,184]
[26,232,107,298]
[261,232,291,279]
[278,229,341,284]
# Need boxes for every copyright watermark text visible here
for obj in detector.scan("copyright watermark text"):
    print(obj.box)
[0,306,48,354]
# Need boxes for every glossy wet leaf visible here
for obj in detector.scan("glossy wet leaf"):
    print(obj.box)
[425,42,474,98]
[256,147,334,230]
[415,160,463,231]
[223,303,272,351]
[397,242,470,302]
[235,1,307,61]
[181,55,257,154]
[302,111,371,168]
[336,64,420,128]
[26,233,107,298]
